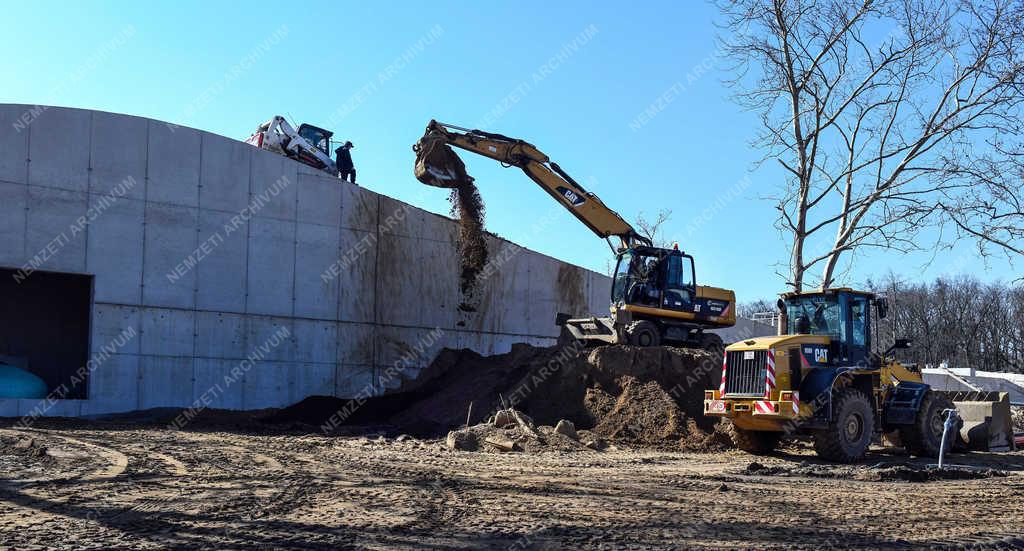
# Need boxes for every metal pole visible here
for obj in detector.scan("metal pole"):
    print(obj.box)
[938,408,959,469]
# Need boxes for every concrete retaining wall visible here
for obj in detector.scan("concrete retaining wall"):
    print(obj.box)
[0,104,611,417]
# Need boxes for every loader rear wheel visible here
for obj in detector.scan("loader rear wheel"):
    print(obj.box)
[812,388,874,463]
[728,422,781,455]
[626,321,661,347]
[901,391,957,458]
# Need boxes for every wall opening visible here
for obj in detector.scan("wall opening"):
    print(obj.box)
[0,268,92,399]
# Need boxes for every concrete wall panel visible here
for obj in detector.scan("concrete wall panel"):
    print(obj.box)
[337,228,376,323]
[375,234,422,326]
[418,239,458,331]
[147,122,200,207]
[138,356,193,409]
[194,312,247,360]
[25,186,88,273]
[294,223,339,320]
[290,363,335,403]
[90,111,147,200]
[193,358,244,410]
[140,308,195,357]
[335,364,374,398]
[292,319,336,364]
[241,361,289,409]
[246,316,294,362]
[195,209,247,312]
[337,323,375,365]
[28,107,89,192]
[246,217,295,316]
[0,105,28,184]
[297,174,341,227]
[81,353,139,415]
[250,151,297,220]
[340,183,378,232]
[0,182,27,267]
[142,203,197,308]
[87,196,144,304]
[91,304,141,355]
[200,133,251,213]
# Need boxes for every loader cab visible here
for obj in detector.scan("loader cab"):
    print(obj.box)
[782,289,875,368]
[297,124,333,156]
[611,246,695,312]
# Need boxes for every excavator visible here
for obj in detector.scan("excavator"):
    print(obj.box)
[246,115,338,176]
[413,120,736,352]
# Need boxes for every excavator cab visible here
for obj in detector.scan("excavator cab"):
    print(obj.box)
[297,124,333,156]
[612,246,695,312]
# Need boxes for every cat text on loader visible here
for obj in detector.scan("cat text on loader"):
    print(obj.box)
[413,120,735,352]
[704,288,1015,462]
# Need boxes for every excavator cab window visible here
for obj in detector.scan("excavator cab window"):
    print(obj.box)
[660,254,695,310]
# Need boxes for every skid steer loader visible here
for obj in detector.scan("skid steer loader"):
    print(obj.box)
[703,288,1015,462]
[246,115,338,176]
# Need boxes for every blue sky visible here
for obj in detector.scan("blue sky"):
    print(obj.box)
[1,0,1015,301]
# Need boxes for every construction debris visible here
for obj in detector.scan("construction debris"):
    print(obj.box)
[554,419,578,440]
[742,461,1008,483]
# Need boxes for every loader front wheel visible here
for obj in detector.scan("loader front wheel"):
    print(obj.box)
[813,388,874,463]
[700,333,725,357]
[729,422,781,455]
[626,321,661,347]
[901,391,957,458]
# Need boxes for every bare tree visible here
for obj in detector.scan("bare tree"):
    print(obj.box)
[718,0,1024,291]
[635,209,675,248]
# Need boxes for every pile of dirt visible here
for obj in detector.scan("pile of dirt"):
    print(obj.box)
[1012,406,1024,433]
[0,435,50,460]
[742,461,1007,482]
[272,342,731,452]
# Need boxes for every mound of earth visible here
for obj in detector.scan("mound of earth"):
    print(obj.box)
[742,461,1007,482]
[268,342,731,452]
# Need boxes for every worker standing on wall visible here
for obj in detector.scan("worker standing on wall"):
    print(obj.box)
[335,141,356,184]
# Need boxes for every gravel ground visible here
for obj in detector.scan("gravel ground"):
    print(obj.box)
[1,418,1023,550]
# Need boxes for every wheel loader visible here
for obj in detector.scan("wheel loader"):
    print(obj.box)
[704,288,1016,462]
[413,120,735,352]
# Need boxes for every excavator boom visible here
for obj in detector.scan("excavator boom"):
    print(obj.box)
[413,120,649,250]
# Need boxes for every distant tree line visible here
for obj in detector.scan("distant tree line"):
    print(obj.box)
[738,276,1024,374]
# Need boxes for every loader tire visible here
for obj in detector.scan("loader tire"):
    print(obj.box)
[901,391,957,458]
[700,333,725,357]
[728,422,781,455]
[626,321,661,347]
[812,388,874,463]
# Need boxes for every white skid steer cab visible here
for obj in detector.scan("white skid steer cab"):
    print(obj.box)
[246,115,337,176]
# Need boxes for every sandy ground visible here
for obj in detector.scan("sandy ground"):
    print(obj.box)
[1,419,1023,550]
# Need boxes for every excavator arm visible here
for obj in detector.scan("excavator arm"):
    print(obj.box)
[413,120,650,251]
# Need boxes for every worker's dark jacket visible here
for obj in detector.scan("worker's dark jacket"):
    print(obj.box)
[336,148,353,170]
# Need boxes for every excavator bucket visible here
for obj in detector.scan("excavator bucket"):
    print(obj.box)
[413,131,472,189]
[942,391,1016,451]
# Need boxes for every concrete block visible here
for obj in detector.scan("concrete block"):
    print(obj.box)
[91,304,142,355]
[195,209,247,312]
[290,363,336,404]
[199,132,251,213]
[192,358,243,410]
[241,360,289,409]
[138,356,194,409]
[335,364,375,398]
[292,319,337,364]
[142,203,197,308]
[336,228,377,323]
[250,150,297,220]
[375,234,422,326]
[0,181,26,267]
[89,111,147,200]
[147,121,200,207]
[19,398,82,418]
[588,271,612,317]
[25,186,87,273]
[337,323,375,365]
[245,316,294,362]
[0,399,18,418]
[246,217,295,316]
[140,308,195,357]
[418,238,458,330]
[86,196,144,304]
[297,173,341,227]
[80,353,139,416]
[27,107,89,192]
[340,182,378,232]
[0,105,29,184]
[294,223,339,320]
[194,311,247,360]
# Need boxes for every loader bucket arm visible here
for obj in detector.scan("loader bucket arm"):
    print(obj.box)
[413,120,649,251]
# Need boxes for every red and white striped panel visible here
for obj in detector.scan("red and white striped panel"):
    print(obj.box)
[791,390,801,415]
[719,351,727,393]
[765,349,776,397]
[754,400,774,414]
